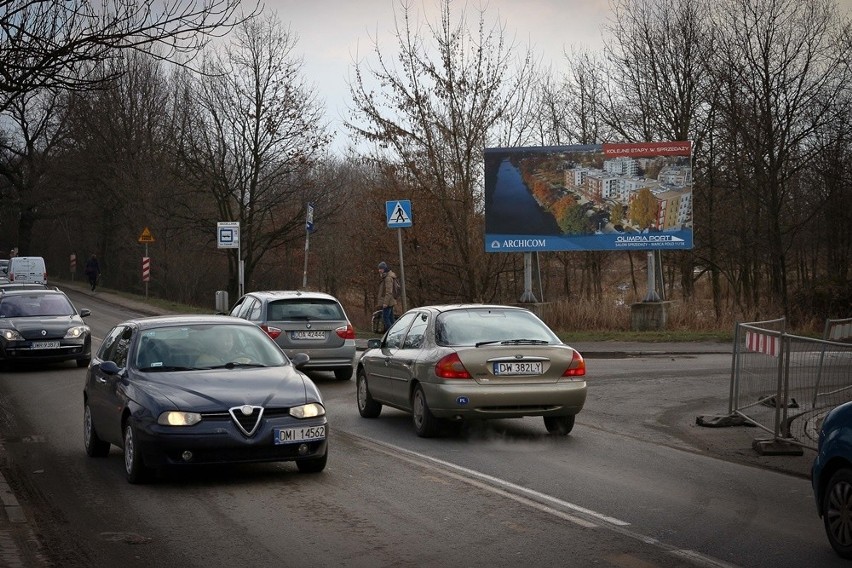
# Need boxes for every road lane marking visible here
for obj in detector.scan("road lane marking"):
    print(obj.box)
[338,431,742,568]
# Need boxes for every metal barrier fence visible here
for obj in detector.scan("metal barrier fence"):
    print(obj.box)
[727,317,852,452]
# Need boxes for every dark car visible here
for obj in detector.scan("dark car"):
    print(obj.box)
[229,290,356,380]
[0,288,91,368]
[0,282,50,291]
[356,304,587,437]
[83,315,328,483]
[812,401,852,558]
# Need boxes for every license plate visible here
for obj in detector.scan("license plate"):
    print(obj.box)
[291,331,326,340]
[31,341,60,349]
[274,425,326,444]
[493,361,544,375]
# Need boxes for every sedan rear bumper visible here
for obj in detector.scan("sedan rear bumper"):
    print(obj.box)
[421,380,587,420]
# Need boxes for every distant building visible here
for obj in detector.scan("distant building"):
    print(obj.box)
[604,157,639,177]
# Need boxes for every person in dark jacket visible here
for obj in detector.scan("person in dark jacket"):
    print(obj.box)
[84,253,101,291]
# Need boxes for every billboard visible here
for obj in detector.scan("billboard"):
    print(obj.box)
[484,141,693,252]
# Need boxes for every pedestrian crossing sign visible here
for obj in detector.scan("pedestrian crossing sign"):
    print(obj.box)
[386,200,412,228]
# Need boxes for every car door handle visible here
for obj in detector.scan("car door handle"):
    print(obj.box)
[96,377,107,384]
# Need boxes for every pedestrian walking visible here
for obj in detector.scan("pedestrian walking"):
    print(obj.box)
[84,253,101,292]
[376,261,398,331]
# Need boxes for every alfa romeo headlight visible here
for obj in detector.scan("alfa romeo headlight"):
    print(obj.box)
[157,411,202,426]
[289,403,325,419]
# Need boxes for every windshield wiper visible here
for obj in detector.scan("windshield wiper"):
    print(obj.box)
[139,365,195,372]
[207,362,267,369]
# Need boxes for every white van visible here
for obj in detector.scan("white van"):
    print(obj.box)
[8,256,47,284]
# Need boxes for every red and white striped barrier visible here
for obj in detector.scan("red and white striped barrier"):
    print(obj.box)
[745,331,780,357]
[828,322,852,342]
[142,257,151,283]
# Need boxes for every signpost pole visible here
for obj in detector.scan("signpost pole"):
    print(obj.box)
[303,230,310,289]
[396,228,406,311]
[303,203,314,289]
[144,244,149,299]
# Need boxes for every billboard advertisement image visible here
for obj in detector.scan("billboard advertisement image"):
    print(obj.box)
[484,141,693,252]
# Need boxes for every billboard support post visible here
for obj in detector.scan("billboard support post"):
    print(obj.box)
[519,252,537,303]
[644,251,661,302]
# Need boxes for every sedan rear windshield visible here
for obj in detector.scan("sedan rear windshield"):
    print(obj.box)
[267,299,345,321]
[435,308,560,346]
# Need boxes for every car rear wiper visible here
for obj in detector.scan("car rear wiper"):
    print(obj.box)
[500,339,550,345]
[475,339,551,347]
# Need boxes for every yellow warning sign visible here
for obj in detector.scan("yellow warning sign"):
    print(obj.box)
[138,227,155,243]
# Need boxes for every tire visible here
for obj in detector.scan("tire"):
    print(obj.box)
[356,369,382,418]
[76,357,91,368]
[83,403,110,457]
[123,422,152,484]
[334,367,353,381]
[544,415,575,436]
[412,384,441,438]
[296,450,328,473]
[823,468,852,558]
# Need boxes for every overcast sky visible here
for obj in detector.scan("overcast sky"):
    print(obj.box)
[261,0,852,153]
[261,0,612,151]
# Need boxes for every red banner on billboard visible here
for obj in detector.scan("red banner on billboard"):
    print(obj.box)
[602,141,692,158]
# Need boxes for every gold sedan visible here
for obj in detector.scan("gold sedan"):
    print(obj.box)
[356,304,587,437]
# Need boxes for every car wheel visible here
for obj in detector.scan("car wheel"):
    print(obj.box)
[83,403,110,457]
[76,357,91,368]
[296,450,328,473]
[334,367,353,381]
[544,415,575,435]
[412,384,441,438]
[356,369,382,418]
[123,422,152,484]
[823,468,852,558]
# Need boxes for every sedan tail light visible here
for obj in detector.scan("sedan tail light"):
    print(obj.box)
[336,323,355,340]
[435,353,472,379]
[261,325,282,339]
[562,350,586,377]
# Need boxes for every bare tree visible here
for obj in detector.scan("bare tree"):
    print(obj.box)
[0,0,256,112]
[711,0,852,315]
[346,0,537,301]
[0,87,69,255]
[174,13,332,298]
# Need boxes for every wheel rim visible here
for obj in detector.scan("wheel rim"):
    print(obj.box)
[124,427,134,474]
[413,390,424,429]
[83,406,93,448]
[827,479,852,547]
[357,376,367,409]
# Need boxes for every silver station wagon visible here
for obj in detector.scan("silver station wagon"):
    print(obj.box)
[229,290,356,380]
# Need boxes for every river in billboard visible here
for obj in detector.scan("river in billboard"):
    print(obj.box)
[484,142,694,253]
[487,158,561,235]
